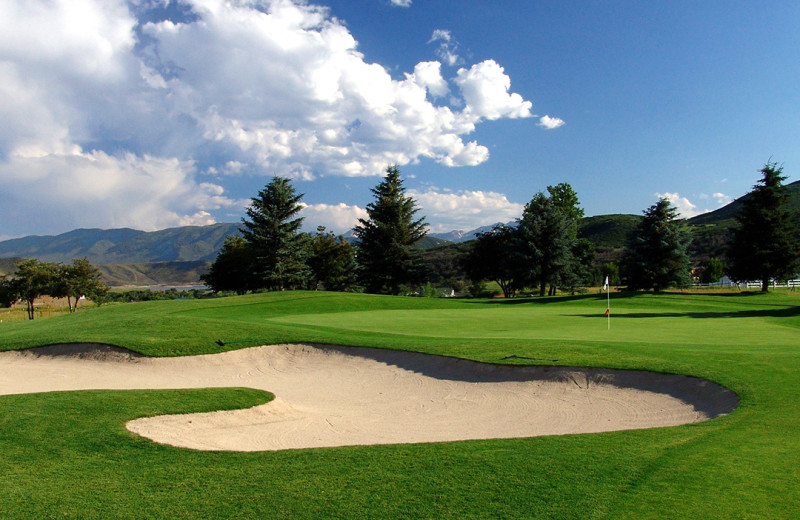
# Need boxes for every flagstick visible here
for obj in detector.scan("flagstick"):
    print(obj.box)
[607,282,610,330]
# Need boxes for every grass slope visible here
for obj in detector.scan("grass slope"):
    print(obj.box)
[0,291,799,519]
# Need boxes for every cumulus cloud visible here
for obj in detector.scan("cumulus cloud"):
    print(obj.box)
[658,190,733,219]
[0,0,546,236]
[455,61,533,120]
[300,202,367,234]
[409,61,449,97]
[657,192,701,218]
[0,148,240,233]
[538,115,565,129]
[389,0,412,6]
[409,189,524,232]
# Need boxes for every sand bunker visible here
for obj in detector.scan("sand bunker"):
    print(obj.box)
[0,343,737,451]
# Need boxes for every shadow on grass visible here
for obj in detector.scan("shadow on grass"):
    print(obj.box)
[572,306,800,319]
[464,293,609,305]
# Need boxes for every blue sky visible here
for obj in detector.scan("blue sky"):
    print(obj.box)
[1,0,798,239]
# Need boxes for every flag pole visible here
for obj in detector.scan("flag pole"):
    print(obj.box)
[603,276,610,330]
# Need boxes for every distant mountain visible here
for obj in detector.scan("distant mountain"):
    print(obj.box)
[430,222,507,243]
[0,223,240,265]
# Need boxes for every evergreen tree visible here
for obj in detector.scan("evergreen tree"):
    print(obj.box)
[728,162,799,292]
[518,192,574,296]
[623,198,692,291]
[354,166,428,295]
[240,177,309,291]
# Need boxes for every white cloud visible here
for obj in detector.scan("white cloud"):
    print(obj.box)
[657,192,702,218]
[429,30,451,43]
[409,189,524,232]
[712,192,732,205]
[428,29,460,66]
[538,115,565,129]
[409,61,449,97]
[0,149,239,234]
[300,202,367,234]
[659,191,733,219]
[455,60,533,121]
[0,0,544,235]
[389,0,412,7]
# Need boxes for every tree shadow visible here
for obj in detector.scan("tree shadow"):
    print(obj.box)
[572,306,800,320]
[464,293,607,305]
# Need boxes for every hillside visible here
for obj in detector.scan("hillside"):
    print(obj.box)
[686,179,800,260]
[689,179,800,227]
[98,261,212,287]
[0,257,21,276]
[578,214,641,248]
[0,223,240,265]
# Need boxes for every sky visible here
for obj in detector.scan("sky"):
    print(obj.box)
[1,0,799,240]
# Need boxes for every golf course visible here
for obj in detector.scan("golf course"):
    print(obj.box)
[1,290,798,518]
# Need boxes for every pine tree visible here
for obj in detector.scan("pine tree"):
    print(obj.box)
[240,177,309,291]
[623,198,692,291]
[353,166,428,295]
[728,162,799,291]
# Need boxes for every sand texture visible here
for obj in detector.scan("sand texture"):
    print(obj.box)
[0,343,738,451]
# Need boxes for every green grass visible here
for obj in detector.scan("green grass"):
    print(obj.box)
[1,290,799,519]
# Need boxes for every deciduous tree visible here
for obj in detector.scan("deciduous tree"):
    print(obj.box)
[52,258,109,311]
[8,259,58,320]
[462,224,524,298]
[306,227,358,292]
[546,183,592,294]
[201,235,257,294]
[518,192,574,296]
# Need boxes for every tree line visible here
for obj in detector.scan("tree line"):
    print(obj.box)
[3,161,794,311]
[0,258,109,319]
[206,161,798,297]
[202,166,428,295]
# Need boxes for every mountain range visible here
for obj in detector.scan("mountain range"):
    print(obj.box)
[1,179,798,285]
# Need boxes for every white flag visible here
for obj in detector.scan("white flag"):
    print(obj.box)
[602,276,609,291]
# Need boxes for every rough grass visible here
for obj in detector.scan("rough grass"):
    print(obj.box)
[0,290,799,519]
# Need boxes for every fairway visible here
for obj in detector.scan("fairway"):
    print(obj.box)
[0,291,798,519]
